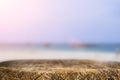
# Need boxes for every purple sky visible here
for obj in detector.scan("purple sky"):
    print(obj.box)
[0,0,120,43]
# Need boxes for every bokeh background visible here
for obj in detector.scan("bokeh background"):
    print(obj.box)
[0,0,120,43]
[0,0,120,61]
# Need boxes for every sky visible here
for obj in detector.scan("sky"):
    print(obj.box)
[0,0,120,44]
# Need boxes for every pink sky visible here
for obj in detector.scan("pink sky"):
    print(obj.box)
[0,0,120,43]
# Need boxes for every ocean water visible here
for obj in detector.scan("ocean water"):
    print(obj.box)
[0,44,120,53]
[0,44,120,61]
[0,44,120,52]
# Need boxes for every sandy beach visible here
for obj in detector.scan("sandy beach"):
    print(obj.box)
[0,49,120,80]
[0,49,119,62]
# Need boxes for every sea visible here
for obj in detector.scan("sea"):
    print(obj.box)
[0,44,120,62]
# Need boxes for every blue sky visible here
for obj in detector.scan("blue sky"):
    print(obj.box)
[0,0,120,43]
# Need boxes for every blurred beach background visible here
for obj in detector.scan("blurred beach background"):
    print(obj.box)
[0,0,120,62]
[0,44,120,62]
